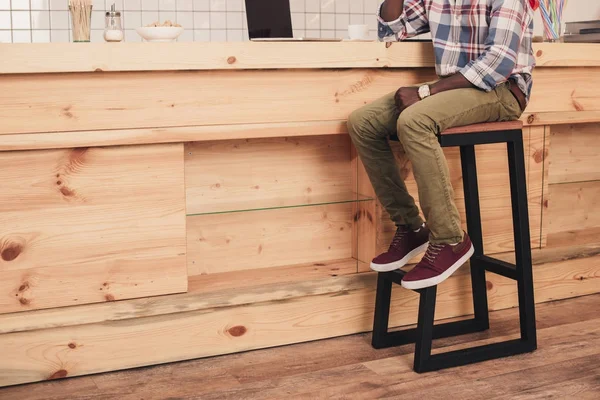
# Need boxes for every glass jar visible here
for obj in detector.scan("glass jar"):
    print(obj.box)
[104,4,123,42]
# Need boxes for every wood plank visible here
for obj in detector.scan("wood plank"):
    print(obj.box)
[0,121,348,152]
[546,180,600,243]
[540,125,551,247]
[185,135,354,215]
[522,110,600,126]
[528,126,546,249]
[548,123,600,184]
[1,67,598,136]
[0,43,596,75]
[186,204,354,276]
[0,144,187,313]
[1,251,598,387]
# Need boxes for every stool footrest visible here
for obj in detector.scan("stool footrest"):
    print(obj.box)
[372,317,487,349]
[475,255,517,280]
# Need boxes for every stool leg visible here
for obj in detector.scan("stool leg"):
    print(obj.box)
[372,273,393,349]
[414,286,437,372]
[507,137,537,349]
[460,145,490,330]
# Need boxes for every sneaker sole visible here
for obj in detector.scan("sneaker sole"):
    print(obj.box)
[400,243,475,290]
[370,242,430,273]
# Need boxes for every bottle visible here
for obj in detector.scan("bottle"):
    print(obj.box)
[104,3,123,42]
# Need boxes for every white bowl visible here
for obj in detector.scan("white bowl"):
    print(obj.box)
[136,27,184,42]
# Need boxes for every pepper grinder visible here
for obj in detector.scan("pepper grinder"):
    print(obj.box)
[104,3,124,42]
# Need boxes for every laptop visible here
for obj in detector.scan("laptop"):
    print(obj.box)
[245,0,342,42]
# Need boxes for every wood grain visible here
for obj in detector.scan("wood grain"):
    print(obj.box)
[1,67,598,136]
[186,204,354,275]
[0,42,596,75]
[185,135,354,215]
[549,123,600,184]
[0,251,598,387]
[0,144,187,313]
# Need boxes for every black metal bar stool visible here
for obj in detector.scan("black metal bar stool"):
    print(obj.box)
[372,121,537,373]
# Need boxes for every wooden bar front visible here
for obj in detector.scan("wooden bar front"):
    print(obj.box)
[0,42,599,386]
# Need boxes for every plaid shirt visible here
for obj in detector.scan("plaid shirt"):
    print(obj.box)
[378,0,535,101]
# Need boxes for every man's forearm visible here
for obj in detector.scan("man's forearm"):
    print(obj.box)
[380,0,404,22]
[430,74,476,95]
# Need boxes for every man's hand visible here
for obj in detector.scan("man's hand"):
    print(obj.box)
[394,87,421,113]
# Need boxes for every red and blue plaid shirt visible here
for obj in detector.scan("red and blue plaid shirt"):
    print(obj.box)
[378,0,535,102]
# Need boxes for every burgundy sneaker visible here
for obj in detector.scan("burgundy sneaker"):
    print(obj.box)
[401,232,475,290]
[370,225,430,272]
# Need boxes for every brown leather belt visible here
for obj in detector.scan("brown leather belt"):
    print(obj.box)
[508,81,527,111]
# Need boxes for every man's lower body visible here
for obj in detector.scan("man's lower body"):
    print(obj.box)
[347,81,524,289]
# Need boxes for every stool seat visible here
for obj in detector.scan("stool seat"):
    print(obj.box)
[441,121,523,135]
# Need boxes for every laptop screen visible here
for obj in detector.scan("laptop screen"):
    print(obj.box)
[245,0,293,39]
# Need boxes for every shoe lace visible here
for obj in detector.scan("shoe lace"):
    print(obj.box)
[422,243,445,264]
[389,228,408,250]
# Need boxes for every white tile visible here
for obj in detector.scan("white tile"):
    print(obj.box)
[209,11,226,28]
[336,29,347,38]
[321,0,334,13]
[91,29,104,42]
[293,28,304,38]
[50,10,69,29]
[141,10,159,25]
[0,11,10,29]
[142,0,159,10]
[305,29,320,38]
[177,0,194,11]
[226,0,242,11]
[305,13,319,30]
[106,0,124,11]
[32,29,51,42]
[12,30,31,42]
[289,0,303,13]
[305,0,318,13]
[227,28,242,41]
[125,11,142,28]
[242,28,248,40]
[350,13,364,24]
[335,13,349,30]
[50,0,68,10]
[12,0,31,10]
[364,0,379,13]
[123,0,141,10]
[92,0,105,10]
[91,10,105,29]
[210,0,225,11]
[336,0,349,13]
[291,12,304,30]
[176,10,193,28]
[12,11,31,29]
[0,30,10,42]
[0,1,10,10]
[193,0,209,11]
[321,13,334,30]
[226,11,242,29]
[159,10,177,22]
[51,29,69,42]
[31,10,50,29]
[177,28,193,41]
[124,28,141,41]
[350,0,364,14]
[31,0,50,10]
[242,9,246,28]
[193,11,209,28]
[321,29,335,38]
[210,28,226,41]
[194,29,209,41]
[159,0,176,10]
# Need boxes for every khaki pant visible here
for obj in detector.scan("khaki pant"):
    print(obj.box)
[347,82,523,244]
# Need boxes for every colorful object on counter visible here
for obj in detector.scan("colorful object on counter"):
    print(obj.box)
[104,3,124,42]
[538,0,568,42]
[69,0,93,42]
[529,0,540,11]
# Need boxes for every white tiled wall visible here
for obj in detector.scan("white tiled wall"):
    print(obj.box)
[0,0,381,43]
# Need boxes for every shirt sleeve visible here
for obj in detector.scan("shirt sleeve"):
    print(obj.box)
[377,1,430,42]
[459,0,532,91]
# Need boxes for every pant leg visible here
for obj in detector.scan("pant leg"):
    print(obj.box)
[397,82,523,244]
[347,92,424,230]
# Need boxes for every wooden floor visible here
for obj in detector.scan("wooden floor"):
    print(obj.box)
[1,294,599,400]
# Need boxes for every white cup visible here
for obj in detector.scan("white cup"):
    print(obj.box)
[348,24,370,41]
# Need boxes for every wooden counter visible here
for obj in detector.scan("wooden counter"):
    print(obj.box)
[0,42,599,386]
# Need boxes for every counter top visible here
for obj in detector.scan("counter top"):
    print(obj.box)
[1,42,600,75]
